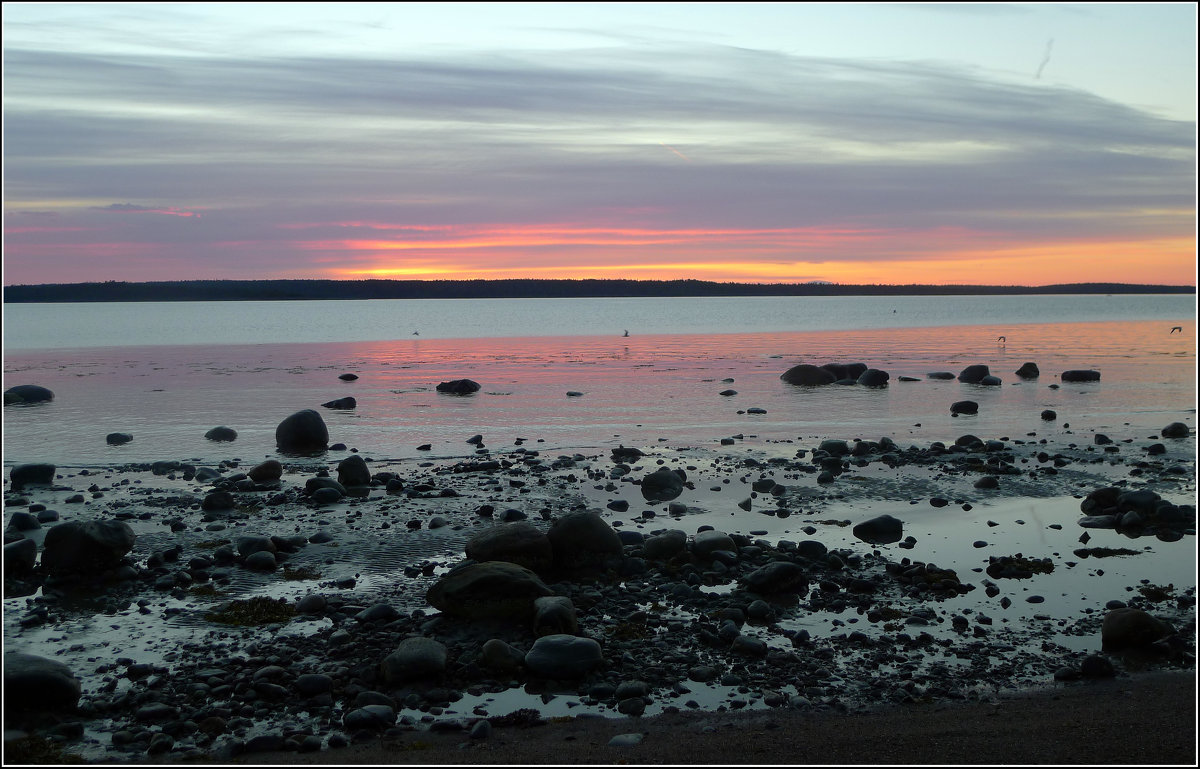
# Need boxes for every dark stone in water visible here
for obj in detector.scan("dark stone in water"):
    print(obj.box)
[436,379,481,395]
[205,426,238,442]
[106,432,133,445]
[1061,369,1101,382]
[4,384,54,404]
[276,409,329,453]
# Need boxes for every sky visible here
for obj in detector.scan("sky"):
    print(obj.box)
[2,2,1196,287]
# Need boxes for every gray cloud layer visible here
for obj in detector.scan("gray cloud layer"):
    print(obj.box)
[3,43,1194,262]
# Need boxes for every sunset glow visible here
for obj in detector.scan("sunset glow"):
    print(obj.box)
[2,3,1195,287]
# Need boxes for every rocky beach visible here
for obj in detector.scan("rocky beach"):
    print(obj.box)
[3,352,1196,765]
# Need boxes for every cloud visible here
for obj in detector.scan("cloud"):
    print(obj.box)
[2,42,1193,284]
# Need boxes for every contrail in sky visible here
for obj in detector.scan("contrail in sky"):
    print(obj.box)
[1035,37,1054,79]
[660,142,692,162]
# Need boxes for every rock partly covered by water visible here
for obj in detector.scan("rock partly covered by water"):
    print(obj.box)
[1015,362,1040,379]
[1061,370,1101,382]
[1101,607,1173,650]
[780,364,836,386]
[204,426,238,442]
[275,409,329,453]
[640,467,686,502]
[853,514,904,544]
[4,384,54,405]
[436,379,481,395]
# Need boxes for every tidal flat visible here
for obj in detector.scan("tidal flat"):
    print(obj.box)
[3,414,1195,764]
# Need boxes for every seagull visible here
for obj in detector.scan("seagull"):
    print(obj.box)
[997,336,1006,344]
[1171,326,1182,334]
[623,330,629,337]
[412,330,420,336]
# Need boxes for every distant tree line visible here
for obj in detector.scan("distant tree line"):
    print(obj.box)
[2,279,1194,303]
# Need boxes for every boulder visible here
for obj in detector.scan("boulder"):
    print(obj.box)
[106,432,133,445]
[40,519,135,575]
[951,400,979,415]
[4,384,54,405]
[480,639,527,672]
[3,653,81,717]
[856,368,889,387]
[275,409,328,453]
[1061,370,1101,383]
[852,514,903,545]
[692,529,736,559]
[338,373,359,381]
[10,463,56,490]
[927,372,955,380]
[436,379,481,395]
[337,454,372,487]
[524,634,603,679]
[780,365,836,387]
[321,397,357,410]
[465,522,553,573]
[1015,362,1040,379]
[741,561,809,594]
[821,362,868,381]
[380,637,448,683]
[426,562,554,620]
[957,365,991,384]
[1101,607,1172,650]
[642,529,688,560]
[533,595,579,637]
[247,459,283,483]
[546,510,623,573]
[640,467,686,502]
[1161,422,1190,439]
[4,538,38,577]
[205,426,238,442]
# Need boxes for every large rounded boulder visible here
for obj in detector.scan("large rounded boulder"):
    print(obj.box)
[852,514,903,545]
[4,384,54,405]
[40,519,136,575]
[1101,607,1172,650]
[426,561,553,620]
[336,454,372,487]
[781,365,836,387]
[275,409,329,454]
[546,510,623,573]
[464,522,553,573]
[640,467,686,502]
[1015,362,1040,379]
[10,463,57,490]
[4,653,81,719]
[856,368,889,387]
[957,365,991,384]
[523,634,603,679]
[380,637,448,684]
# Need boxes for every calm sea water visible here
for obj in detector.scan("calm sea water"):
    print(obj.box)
[2,293,1195,350]
[3,295,1194,467]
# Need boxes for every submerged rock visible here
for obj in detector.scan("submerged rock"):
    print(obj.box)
[4,384,54,405]
[780,364,836,387]
[436,379,481,395]
[1061,370,1101,383]
[852,514,903,545]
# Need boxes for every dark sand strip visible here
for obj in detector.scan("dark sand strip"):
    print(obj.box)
[226,670,1196,766]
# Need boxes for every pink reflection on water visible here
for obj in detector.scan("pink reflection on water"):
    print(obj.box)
[3,320,1194,466]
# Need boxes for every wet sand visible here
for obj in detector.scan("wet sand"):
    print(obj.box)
[228,670,1196,766]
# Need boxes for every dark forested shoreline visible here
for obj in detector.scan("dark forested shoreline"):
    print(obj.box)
[2,278,1194,303]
